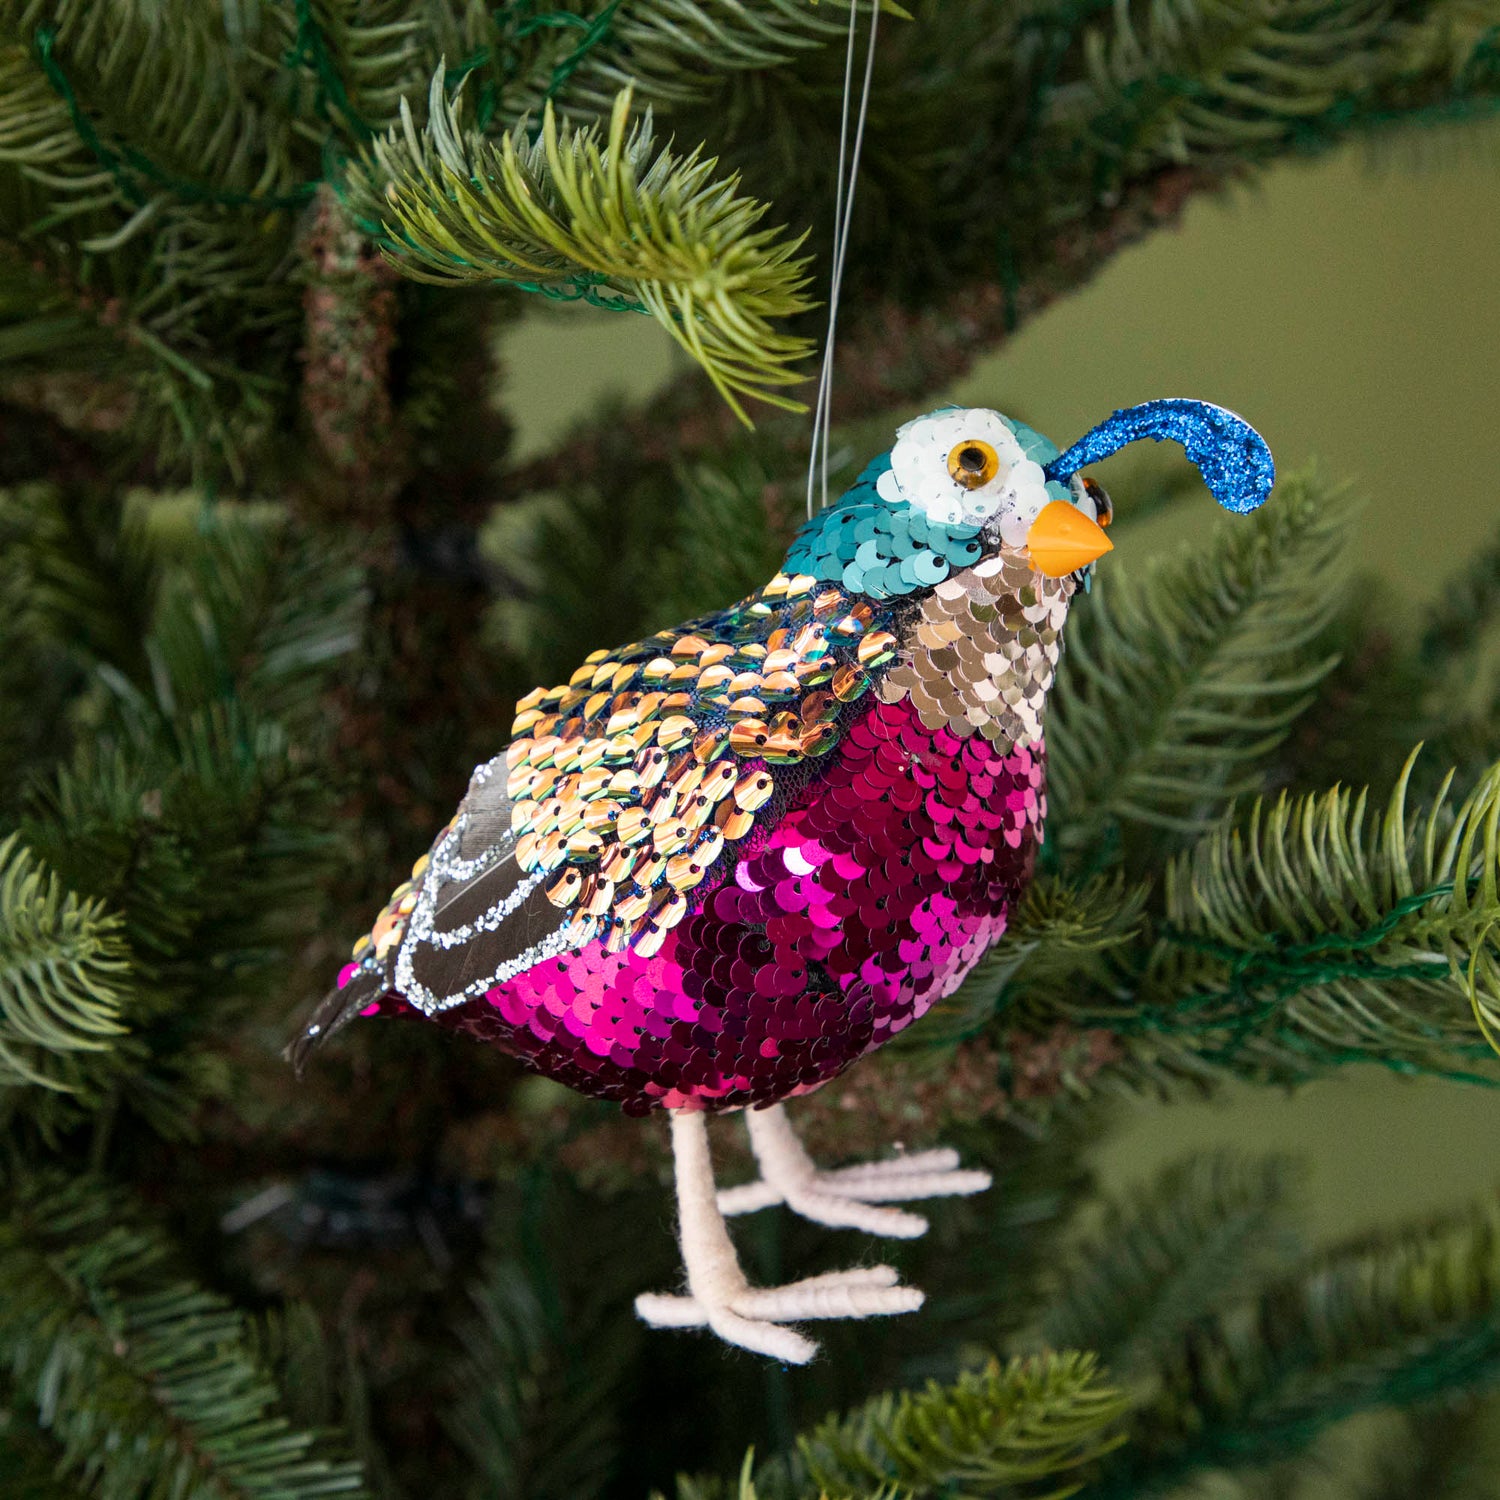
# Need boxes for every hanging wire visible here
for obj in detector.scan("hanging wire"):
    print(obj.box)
[804,8,857,520]
[805,0,880,519]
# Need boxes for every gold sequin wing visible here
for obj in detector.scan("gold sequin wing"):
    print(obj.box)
[502,570,903,957]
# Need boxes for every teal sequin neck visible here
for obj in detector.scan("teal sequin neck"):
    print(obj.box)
[786,418,1069,601]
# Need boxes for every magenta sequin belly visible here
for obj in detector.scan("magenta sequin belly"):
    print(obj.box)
[432,698,1044,1113]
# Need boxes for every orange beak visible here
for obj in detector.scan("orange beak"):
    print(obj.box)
[1025,500,1114,579]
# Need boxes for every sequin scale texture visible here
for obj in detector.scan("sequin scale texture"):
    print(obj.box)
[304,402,1274,1116]
[877,553,1070,746]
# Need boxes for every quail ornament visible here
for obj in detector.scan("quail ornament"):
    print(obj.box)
[294,398,1274,1363]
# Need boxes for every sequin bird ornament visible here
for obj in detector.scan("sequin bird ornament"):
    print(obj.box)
[293,398,1274,1363]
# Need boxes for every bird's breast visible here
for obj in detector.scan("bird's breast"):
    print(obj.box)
[878,552,1073,750]
[450,694,1046,1114]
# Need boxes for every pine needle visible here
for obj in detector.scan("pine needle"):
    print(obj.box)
[1031,1152,1303,1373]
[1094,1196,1500,1498]
[344,76,816,422]
[514,0,859,118]
[1156,748,1500,1065]
[922,873,1150,1045]
[0,834,131,1095]
[0,1172,367,1500]
[1046,474,1350,868]
[787,1352,1129,1500]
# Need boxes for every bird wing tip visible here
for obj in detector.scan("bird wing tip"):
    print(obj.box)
[284,969,386,1076]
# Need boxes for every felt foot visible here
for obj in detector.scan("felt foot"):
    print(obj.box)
[639,1109,927,1363]
[636,1266,923,1363]
[719,1104,991,1238]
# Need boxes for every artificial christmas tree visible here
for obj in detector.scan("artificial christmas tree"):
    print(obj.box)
[2,3,1500,1497]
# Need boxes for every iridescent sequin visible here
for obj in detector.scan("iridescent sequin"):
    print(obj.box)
[784,419,1072,601]
[324,400,1275,1115]
[878,553,1074,746]
[415,695,1044,1114]
[492,570,900,950]
[783,453,988,601]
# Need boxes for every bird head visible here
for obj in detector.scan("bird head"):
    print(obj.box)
[875,405,1113,586]
[784,398,1275,605]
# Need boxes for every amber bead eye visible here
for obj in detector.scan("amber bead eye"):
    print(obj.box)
[946,439,1000,489]
[1081,475,1114,527]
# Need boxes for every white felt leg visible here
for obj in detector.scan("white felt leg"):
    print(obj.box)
[717,1104,992,1237]
[633,1109,924,1363]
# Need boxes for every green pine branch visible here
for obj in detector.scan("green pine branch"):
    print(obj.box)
[1037,750,1500,1097]
[33,707,336,976]
[18,712,325,1138]
[134,497,368,729]
[14,485,366,733]
[1058,0,1403,171]
[0,833,132,1096]
[508,0,859,120]
[447,1255,625,1500]
[0,235,277,488]
[485,423,796,683]
[0,1171,366,1500]
[251,1304,396,1500]
[288,0,427,139]
[522,0,1500,488]
[0,5,310,478]
[1046,474,1349,871]
[1090,1194,1500,1498]
[5,488,364,1132]
[345,79,816,421]
[1041,0,1500,188]
[0,493,77,811]
[2,0,306,204]
[282,0,852,144]
[1156,749,1500,1067]
[1029,1152,1303,1375]
[13,482,157,683]
[24,741,201,977]
[754,1351,1128,1500]
[652,439,802,621]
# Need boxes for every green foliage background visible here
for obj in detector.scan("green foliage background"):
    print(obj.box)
[1,3,1500,1499]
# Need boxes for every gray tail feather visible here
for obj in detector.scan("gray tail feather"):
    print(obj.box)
[284,967,386,1077]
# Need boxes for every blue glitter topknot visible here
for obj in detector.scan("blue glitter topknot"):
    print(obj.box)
[1045,399,1275,515]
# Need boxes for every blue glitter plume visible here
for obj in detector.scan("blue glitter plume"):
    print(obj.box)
[1044,399,1275,514]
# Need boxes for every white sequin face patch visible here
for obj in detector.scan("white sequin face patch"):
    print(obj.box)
[876,409,1051,536]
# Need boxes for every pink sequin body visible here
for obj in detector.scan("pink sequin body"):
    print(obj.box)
[417,696,1044,1114]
